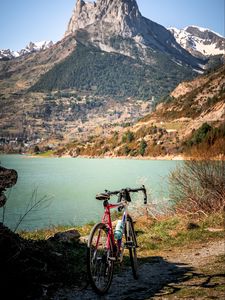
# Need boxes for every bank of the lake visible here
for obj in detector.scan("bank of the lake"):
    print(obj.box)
[1,212,224,300]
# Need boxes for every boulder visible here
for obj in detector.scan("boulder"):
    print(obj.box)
[0,166,18,207]
[50,229,81,243]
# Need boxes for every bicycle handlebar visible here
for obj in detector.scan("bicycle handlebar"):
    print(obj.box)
[103,185,147,204]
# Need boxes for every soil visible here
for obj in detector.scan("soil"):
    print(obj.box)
[53,240,225,300]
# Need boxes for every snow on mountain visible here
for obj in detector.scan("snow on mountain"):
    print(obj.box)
[169,25,225,58]
[0,40,54,60]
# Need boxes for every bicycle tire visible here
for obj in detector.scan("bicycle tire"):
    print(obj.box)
[126,215,138,279]
[87,222,114,295]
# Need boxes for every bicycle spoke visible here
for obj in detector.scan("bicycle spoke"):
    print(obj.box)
[126,216,138,279]
[87,223,114,295]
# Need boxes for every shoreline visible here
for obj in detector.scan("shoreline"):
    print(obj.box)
[10,153,186,160]
[2,152,225,161]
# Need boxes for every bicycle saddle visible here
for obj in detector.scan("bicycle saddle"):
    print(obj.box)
[96,193,110,200]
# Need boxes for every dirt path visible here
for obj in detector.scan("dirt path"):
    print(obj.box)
[52,240,225,299]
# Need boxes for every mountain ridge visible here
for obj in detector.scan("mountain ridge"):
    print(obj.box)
[169,25,225,58]
[0,41,54,60]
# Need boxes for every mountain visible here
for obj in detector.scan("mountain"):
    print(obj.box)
[30,0,204,98]
[1,0,223,153]
[0,41,54,60]
[169,26,225,58]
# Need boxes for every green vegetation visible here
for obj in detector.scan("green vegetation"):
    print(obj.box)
[186,123,213,146]
[184,122,225,157]
[136,214,224,253]
[30,42,195,100]
[122,130,135,143]
[139,139,147,156]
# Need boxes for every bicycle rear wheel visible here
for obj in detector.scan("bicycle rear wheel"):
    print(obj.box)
[125,215,138,279]
[87,222,114,295]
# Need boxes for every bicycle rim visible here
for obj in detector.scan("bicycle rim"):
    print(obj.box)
[87,223,114,295]
[126,216,138,279]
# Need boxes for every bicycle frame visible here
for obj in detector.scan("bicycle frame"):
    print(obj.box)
[101,200,128,255]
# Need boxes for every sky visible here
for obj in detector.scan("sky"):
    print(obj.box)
[0,0,224,51]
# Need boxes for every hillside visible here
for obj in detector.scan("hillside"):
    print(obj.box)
[55,64,225,159]
[0,35,77,94]
[30,40,195,100]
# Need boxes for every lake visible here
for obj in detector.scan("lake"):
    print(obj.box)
[0,155,181,231]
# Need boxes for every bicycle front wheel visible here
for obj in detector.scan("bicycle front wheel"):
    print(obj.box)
[126,215,138,279]
[87,222,114,295]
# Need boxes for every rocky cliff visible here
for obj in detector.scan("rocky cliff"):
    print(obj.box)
[64,0,202,69]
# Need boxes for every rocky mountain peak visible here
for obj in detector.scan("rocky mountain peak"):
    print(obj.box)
[65,0,142,38]
[169,26,225,58]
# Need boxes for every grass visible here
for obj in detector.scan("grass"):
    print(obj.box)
[134,213,224,256]
[19,213,224,256]
[35,150,55,157]
[20,222,94,240]
[154,121,187,131]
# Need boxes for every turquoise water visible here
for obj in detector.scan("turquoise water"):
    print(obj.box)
[0,155,181,231]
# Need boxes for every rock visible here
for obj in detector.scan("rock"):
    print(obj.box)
[0,166,18,190]
[187,222,200,230]
[0,193,7,207]
[0,166,18,207]
[51,229,81,243]
[65,0,142,38]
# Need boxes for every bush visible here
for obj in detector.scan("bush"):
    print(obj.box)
[187,123,212,146]
[184,122,225,158]
[122,130,135,143]
[169,160,225,216]
[139,139,147,156]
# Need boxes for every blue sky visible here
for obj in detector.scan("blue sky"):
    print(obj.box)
[0,0,224,50]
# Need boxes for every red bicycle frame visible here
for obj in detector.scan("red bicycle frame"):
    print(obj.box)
[101,201,127,254]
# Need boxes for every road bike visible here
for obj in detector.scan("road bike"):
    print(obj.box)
[87,185,147,295]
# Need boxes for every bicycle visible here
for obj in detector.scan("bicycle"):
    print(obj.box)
[87,185,147,295]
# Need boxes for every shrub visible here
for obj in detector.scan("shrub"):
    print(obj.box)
[139,139,147,156]
[169,160,225,216]
[184,122,225,157]
[187,123,212,146]
[122,130,135,143]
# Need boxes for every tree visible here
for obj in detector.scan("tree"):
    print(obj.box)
[139,139,147,156]
[34,145,40,154]
[122,130,135,143]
